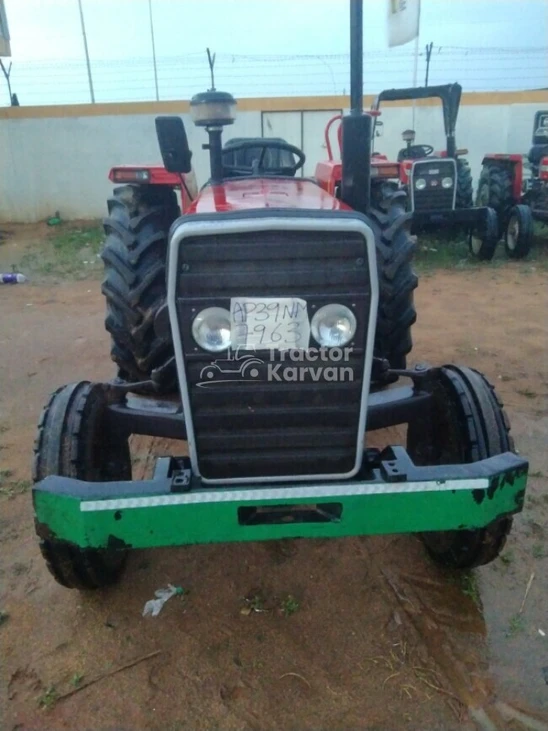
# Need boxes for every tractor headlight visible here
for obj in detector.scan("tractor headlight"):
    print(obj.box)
[415,177,427,190]
[311,304,356,347]
[192,307,231,352]
[441,176,454,189]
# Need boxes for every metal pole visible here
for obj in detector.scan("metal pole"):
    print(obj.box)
[424,42,433,86]
[77,0,95,103]
[148,0,160,101]
[411,35,419,128]
[207,128,224,185]
[349,0,363,115]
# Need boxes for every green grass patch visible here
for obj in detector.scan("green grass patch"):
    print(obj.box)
[50,224,103,255]
[499,550,514,566]
[414,231,548,273]
[279,594,300,617]
[19,221,104,280]
[0,479,32,498]
[460,571,481,606]
[38,686,59,709]
[505,613,525,638]
[71,672,84,687]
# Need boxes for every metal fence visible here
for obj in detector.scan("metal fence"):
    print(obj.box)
[3,46,548,106]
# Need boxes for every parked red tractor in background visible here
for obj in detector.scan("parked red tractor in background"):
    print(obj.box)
[371,84,474,210]
[316,83,499,261]
[477,110,548,259]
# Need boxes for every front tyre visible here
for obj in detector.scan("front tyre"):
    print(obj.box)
[455,158,473,209]
[33,382,132,589]
[504,204,533,259]
[468,207,498,261]
[407,366,514,568]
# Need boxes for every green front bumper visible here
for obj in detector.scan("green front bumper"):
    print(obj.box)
[33,451,528,550]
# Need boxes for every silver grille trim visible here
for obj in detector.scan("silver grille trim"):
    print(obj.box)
[409,158,457,212]
[167,215,379,485]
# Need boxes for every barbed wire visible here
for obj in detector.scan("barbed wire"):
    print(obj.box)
[3,46,547,106]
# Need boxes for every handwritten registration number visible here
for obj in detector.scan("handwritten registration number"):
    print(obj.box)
[230,297,310,350]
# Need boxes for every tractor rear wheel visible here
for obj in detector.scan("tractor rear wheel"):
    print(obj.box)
[476,164,515,236]
[504,204,533,259]
[101,184,180,392]
[370,191,418,372]
[455,158,473,209]
[407,366,514,568]
[33,382,132,589]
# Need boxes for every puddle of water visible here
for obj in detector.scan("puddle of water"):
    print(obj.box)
[383,566,548,729]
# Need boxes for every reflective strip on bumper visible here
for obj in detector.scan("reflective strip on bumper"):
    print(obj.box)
[80,477,489,512]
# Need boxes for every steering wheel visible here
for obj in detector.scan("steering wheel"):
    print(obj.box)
[398,144,434,160]
[222,140,306,177]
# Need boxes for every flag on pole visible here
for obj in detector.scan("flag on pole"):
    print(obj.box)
[387,0,421,48]
[0,0,11,57]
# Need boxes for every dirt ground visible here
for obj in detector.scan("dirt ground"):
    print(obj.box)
[1,225,548,730]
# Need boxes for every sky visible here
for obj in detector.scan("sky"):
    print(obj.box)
[2,0,548,105]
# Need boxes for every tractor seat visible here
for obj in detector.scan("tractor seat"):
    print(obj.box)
[528,144,548,166]
[222,137,298,177]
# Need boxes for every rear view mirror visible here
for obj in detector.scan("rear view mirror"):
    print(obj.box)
[155,116,192,174]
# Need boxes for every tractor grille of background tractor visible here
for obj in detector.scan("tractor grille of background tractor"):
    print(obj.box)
[410,159,457,212]
[174,227,371,481]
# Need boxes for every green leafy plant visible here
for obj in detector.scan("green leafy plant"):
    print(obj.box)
[38,686,59,709]
[506,614,525,638]
[280,595,300,616]
[460,572,480,606]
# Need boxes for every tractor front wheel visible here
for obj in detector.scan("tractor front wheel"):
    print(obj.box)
[504,204,533,259]
[407,366,514,568]
[33,382,132,589]
[468,207,498,261]
[455,158,473,209]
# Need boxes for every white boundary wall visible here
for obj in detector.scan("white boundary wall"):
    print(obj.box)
[0,92,546,222]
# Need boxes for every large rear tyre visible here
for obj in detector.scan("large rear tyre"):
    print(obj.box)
[369,191,418,374]
[455,158,473,209]
[504,204,533,259]
[101,184,180,392]
[33,382,132,589]
[407,366,514,568]
[476,164,515,237]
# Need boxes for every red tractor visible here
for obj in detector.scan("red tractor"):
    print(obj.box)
[316,83,499,261]
[477,110,548,259]
[32,0,529,590]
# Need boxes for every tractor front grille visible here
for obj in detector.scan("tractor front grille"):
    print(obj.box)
[410,159,456,212]
[171,218,373,482]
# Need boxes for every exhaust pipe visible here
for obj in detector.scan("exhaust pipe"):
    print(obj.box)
[341,0,371,214]
[350,0,363,116]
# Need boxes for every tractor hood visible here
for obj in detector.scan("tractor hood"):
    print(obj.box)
[187,178,347,214]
